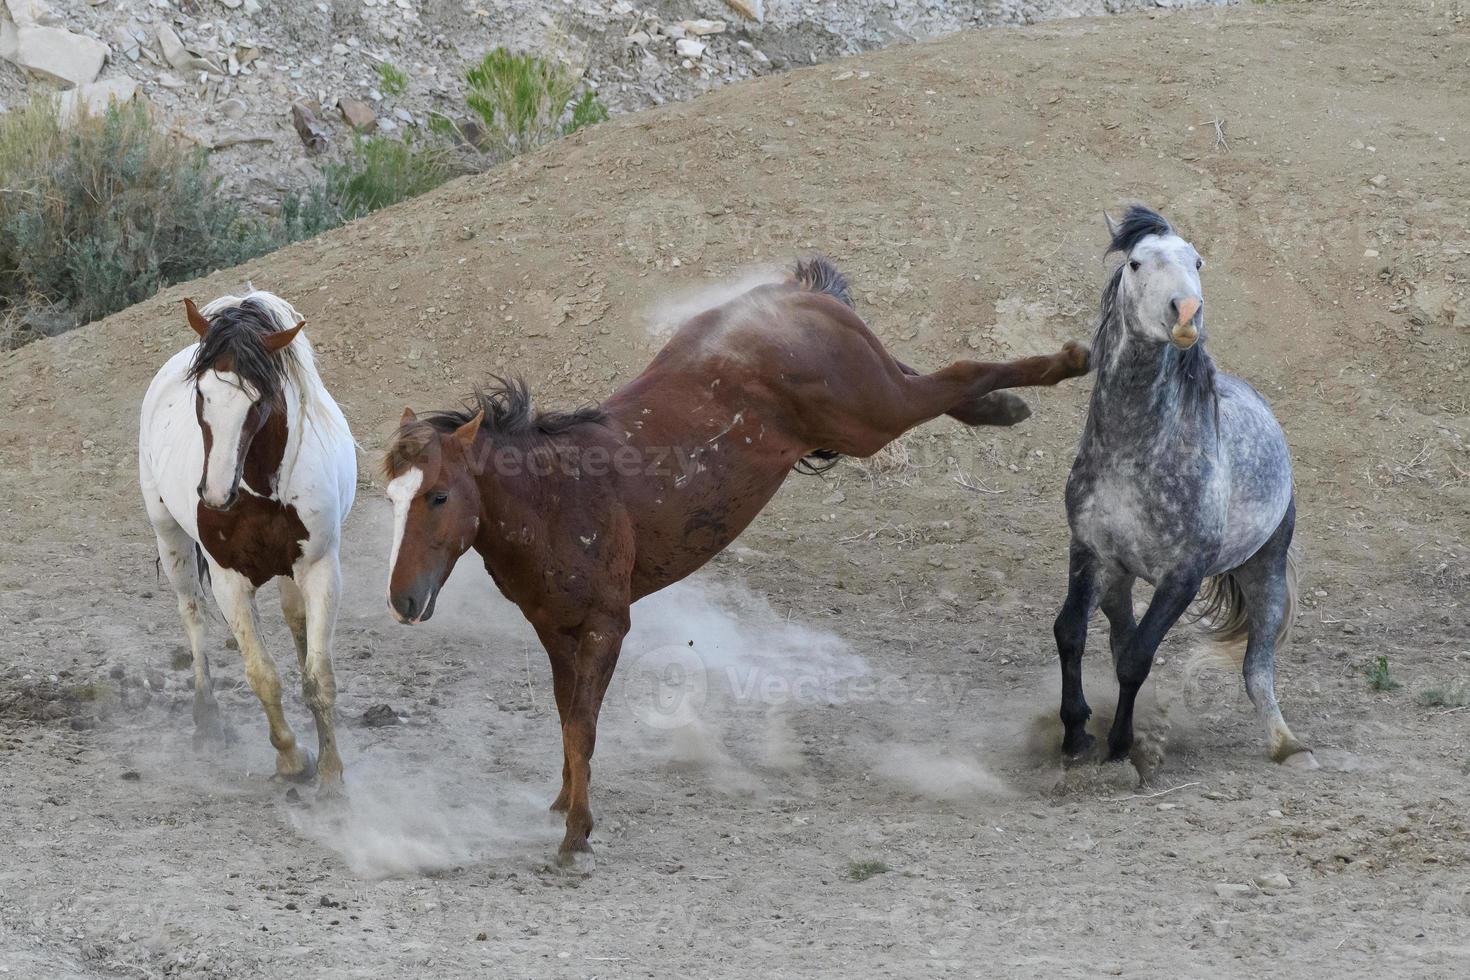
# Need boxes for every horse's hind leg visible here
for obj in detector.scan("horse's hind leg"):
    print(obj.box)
[1232,505,1317,768]
[1053,543,1103,760]
[1107,571,1200,762]
[1100,574,1138,670]
[150,517,230,746]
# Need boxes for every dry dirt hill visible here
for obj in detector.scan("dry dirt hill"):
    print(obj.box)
[2,1,1469,977]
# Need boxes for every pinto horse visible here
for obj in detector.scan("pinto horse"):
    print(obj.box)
[384,259,1091,865]
[1053,207,1315,769]
[139,292,357,784]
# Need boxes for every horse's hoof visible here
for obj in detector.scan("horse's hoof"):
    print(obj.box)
[556,846,596,874]
[1279,749,1320,771]
[1061,733,1097,767]
[1062,341,1092,375]
[271,750,317,784]
[192,717,235,751]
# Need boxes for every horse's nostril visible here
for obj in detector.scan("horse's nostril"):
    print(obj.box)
[391,593,418,620]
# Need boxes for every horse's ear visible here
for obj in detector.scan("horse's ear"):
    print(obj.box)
[262,320,305,353]
[400,407,417,427]
[184,298,210,337]
[453,410,484,449]
[1103,211,1121,241]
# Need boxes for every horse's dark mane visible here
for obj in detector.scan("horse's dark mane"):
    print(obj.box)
[187,298,297,407]
[793,255,853,309]
[384,377,607,477]
[1105,204,1173,257]
[1092,206,1218,418]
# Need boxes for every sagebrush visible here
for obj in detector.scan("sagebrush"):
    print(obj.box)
[0,100,267,344]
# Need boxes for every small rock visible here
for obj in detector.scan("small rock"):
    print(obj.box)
[1214,883,1253,899]
[1368,174,1388,188]
[1253,872,1291,894]
[157,25,219,75]
[218,97,247,120]
[1155,802,1178,811]
[1267,808,1284,818]
[337,96,376,131]
[291,101,328,153]
[120,770,141,781]
[361,704,400,728]
[675,38,706,60]
[681,19,726,36]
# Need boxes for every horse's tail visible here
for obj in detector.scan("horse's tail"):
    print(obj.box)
[1190,545,1300,667]
[792,255,853,309]
[790,256,850,475]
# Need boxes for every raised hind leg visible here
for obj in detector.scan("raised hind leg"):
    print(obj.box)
[211,568,314,781]
[150,519,231,746]
[1230,503,1317,768]
[1107,571,1201,761]
[1053,542,1103,760]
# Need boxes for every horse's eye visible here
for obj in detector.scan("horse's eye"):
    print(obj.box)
[1195,258,1204,270]
[428,491,449,507]
[1128,260,1141,272]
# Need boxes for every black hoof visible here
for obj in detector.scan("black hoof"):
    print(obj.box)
[1061,732,1097,767]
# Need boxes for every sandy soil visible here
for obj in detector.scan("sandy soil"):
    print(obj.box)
[2,0,1469,976]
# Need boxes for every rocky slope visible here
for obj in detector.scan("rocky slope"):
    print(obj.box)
[1,0,1226,205]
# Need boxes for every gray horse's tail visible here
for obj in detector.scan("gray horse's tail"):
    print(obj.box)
[1191,546,1300,664]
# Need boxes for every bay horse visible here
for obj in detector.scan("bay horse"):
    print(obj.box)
[1053,206,1316,770]
[138,291,357,785]
[383,258,1092,865]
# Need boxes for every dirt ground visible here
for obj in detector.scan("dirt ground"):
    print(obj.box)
[2,0,1469,976]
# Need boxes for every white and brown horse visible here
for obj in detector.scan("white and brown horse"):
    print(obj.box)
[139,291,356,784]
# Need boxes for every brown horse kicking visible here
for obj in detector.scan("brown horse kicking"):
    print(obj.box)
[383,259,1089,866]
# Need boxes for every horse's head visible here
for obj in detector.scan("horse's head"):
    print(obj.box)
[1104,206,1205,350]
[185,298,303,510]
[383,408,485,624]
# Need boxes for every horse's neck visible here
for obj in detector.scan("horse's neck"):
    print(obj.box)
[1086,337,1208,449]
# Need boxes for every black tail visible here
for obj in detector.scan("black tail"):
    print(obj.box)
[793,255,853,309]
[791,256,851,475]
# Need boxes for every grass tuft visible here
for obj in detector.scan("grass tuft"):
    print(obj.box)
[1366,656,1402,692]
[376,61,409,96]
[1415,684,1468,709]
[846,859,891,882]
[464,48,606,157]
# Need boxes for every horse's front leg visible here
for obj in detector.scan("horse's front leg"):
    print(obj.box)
[1053,542,1102,761]
[297,558,345,786]
[558,610,628,868]
[533,624,578,814]
[1107,571,1201,762]
[212,569,313,781]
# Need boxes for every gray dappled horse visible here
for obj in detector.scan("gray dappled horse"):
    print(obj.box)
[1053,206,1316,770]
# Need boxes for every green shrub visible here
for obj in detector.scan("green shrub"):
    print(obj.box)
[377,61,409,97]
[324,134,451,218]
[463,48,606,156]
[1366,656,1401,692]
[0,99,267,339]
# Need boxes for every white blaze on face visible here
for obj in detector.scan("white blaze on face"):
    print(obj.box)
[386,466,424,597]
[197,370,259,507]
